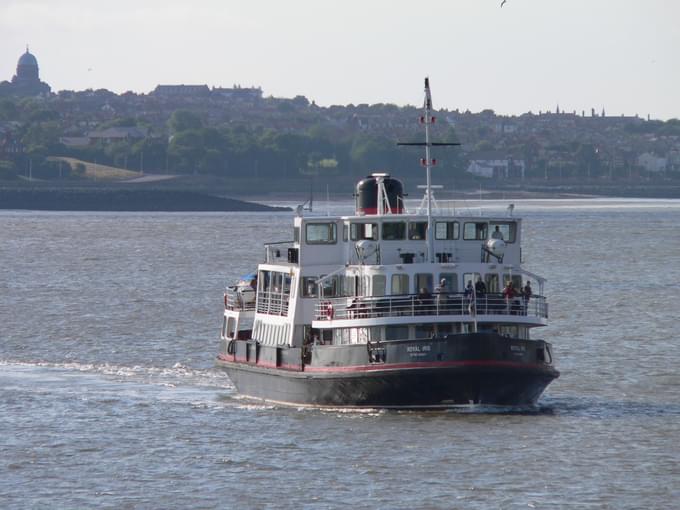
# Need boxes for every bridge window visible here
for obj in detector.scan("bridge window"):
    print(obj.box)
[351,223,378,241]
[485,273,500,293]
[386,325,409,341]
[382,222,406,240]
[489,221,517,243]
[408,221,428,240]
[503,274,523,291]
[391,274,409,295]
[344,275,359,297]
[438,273,458,292]
[306,222,337,244]
[320,275,338,297]
[415,324,435,339]
[271,272,283,293]
[437,323,454,335]
[372,275,386,296]
[435,221,459,240]
[463,273,481,290]
[258,270,270,292]
[301,277,318,297]
[464,222,488,240]
[414,273,433,293]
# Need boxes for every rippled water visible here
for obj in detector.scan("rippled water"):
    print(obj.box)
[2,200,680,509]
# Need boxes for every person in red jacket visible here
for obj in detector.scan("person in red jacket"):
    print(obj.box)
[503,281,516,314]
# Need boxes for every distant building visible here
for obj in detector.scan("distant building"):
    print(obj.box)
[637,152,667,173]
[87,126,149,144]
[152,84,263,101]
[212,86,262,101]
[493,122,517,134]
[0,47,51,97]
[467,152,526,179]
[152,84,211,98]
[59,136,90,148]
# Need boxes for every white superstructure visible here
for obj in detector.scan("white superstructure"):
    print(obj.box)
[222,78,548,356]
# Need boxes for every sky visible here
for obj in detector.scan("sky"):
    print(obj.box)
[1,0,679,120]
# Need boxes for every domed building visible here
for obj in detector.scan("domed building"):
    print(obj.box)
[0,47,51,97]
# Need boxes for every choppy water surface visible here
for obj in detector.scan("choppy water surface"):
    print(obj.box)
[2,199,680,509]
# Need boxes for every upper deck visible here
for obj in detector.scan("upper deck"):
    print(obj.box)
[269,211,522,269]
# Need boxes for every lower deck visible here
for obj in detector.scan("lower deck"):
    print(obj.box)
[218,332,555,373]
[216,333,558,407]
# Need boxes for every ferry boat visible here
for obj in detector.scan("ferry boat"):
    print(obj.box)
[216,79,559,408]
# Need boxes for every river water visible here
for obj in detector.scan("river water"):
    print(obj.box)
[1,199,680,509]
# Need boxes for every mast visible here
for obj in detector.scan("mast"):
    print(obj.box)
[398,77,460,263]
[423,78,434,263]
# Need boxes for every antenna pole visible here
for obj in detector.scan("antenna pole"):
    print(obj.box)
[424,77,434,263]
[397,77,460,261]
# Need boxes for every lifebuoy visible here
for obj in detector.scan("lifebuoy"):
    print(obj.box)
[326,303,334,320]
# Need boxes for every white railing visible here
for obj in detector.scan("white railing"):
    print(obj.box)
[315,293,547,321]
[264,241,295,264]
[224,287,256,311]
[256,291,290,316]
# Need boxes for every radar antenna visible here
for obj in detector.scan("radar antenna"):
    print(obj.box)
[398,77,460,263]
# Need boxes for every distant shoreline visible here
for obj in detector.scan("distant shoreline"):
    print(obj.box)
[1,182,679,213]
[239,185,680,203]
[0,188,291,212]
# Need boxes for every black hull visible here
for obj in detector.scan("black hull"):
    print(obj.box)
[216,333,559,408]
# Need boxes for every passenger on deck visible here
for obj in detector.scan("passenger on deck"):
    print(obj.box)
[435,278,448,313]
[502,281,516,314]
[417,287,432,314]
[464,280,474,299]
[522,281,533,314]
[491,225,504,240]
[464,281,476,315]
[475,277,487,314]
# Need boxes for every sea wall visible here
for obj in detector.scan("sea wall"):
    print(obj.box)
[0,188,290,212]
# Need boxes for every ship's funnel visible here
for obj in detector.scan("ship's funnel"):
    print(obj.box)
[355,173,404,215]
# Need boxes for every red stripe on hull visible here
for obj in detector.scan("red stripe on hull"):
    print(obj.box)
[219,356,554,375]
[216,354,301,372]
[303,359,551,373]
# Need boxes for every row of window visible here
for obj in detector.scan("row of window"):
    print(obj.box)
[258,270,292,294]
[302,221,516,245]
[302,272,526,297]
[330,324,528,345]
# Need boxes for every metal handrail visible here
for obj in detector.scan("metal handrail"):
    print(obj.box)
[264,241,295,264]
[315,292,547,321]
[256,290,290,316]
[224,287,256,311]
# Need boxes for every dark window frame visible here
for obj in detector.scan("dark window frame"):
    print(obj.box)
[435,221,459,240]
[381,221,406,241]
[305,222,337,245]
[408,221,428,240]
[463,222,488,240]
